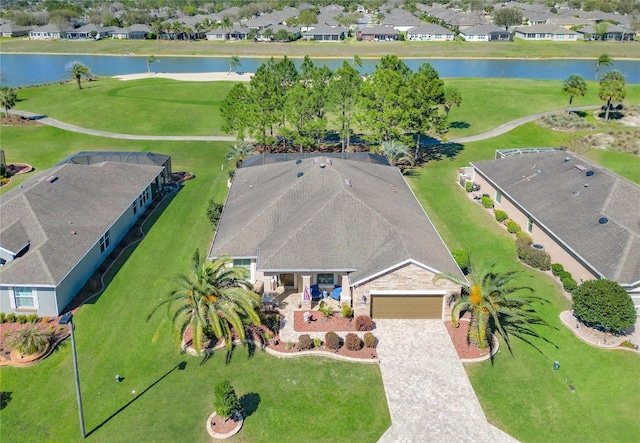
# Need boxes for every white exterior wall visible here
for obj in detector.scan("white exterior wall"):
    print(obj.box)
[463,34,488,41]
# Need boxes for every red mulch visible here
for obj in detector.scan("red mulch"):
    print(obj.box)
[269,337,378,360]
[209,411,241,435]
[444,320,491,360]
[293,311,357,332]
[0,318,70,365]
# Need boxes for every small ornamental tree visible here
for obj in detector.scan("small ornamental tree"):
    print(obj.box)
[572,279,636,334]
[8,326,51,355]
[214,380,240,421]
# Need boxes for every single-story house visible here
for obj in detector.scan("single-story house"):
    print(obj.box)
[576,23,634,41]
[29,24,71,40]
[303,24,347,41]
[257,24,301,41]
[66,24,115,39]
[406,24,454,41]
[206,23,249,41]
[358,25,399,41]
[0,152,171,317]
[460,24,511,41]
[209,155,463,320]
[382,8,423,32]
[111,24,151,40]
[0,21,33,38]
[514,24,578,41]
[470,150,640,313]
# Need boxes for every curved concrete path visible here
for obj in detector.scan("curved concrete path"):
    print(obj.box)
[376,320,517,442]
[10,106,600,144]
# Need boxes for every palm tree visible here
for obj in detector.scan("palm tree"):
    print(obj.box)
[562,74,587,113]
[379,140,414,167]
[443,87,462,116]
[225,142,256,168]
[8,326,51,356]
[66,61,90,89]
[221,15,233,39]
[146,55,159,75]
[228,55,241,75]
[435,265,554,354]
[0,86,17,118]
[595,53,613,81]
[148,251,261,352]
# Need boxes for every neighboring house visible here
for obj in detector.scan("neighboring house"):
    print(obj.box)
[29,24,71,40]
[382,8,423,32]
[576,23,634,41]
[206,28,227,40]
[206,24,249,41]
[514,24,578,41]
[546,15,593,29]
[66,24,115,39]
[257,24,301,41]
[470,150,640,313]
[0,21,33,37]
[358,25,399,41]
[209,155,463,320]
[0,152,171,317]
[460,24,511,41]
[303,24,347,41]
[406,24,454,41]
[111,24,151,40]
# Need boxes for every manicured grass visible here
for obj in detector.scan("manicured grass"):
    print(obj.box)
[408,123,640,442]
[2,38,640,59]
[0,130,390,442]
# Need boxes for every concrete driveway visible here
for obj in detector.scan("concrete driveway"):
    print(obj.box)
[375,319,517,442]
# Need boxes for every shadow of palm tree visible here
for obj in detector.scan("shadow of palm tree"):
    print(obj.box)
[449,121,470,129]
[239,393,260,417]
[0,392,11,410]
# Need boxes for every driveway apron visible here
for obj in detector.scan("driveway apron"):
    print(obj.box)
[375,319,517,443]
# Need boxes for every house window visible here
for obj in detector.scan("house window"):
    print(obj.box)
[14,287,36,308]
[317,273,334,285]
[100,230,110,253]
[496,191,502,204]
[233,258,251,270]
[527,218,534,233]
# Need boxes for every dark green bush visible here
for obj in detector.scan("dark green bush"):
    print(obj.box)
[506,220,521,233]
[213,380,239,419]
[562,276,578,291]
[451,249,470,274]
[494,209,508,222]
[465,181,473,192]
[17,315,27,324]
[324,331,341,350]
[481,196,494,208]
[207,198,224,229]
[298,334,312,350]
[345,333,363,351]
[572,279,636,334]
[355,315,374,332]
[551,263,564,276]
[363,332,376,348]
[6,313,16,323]
[559,270,572,280]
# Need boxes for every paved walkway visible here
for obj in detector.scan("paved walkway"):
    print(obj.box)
[10,106,600,144]
[375,320,517,443]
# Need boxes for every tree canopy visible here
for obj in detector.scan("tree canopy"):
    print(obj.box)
[598,70,625,121]
[66,61,90,89]
[0,86,17,118]
[572,279,635,334]
[493,8,523,30]
[562,74,587,112]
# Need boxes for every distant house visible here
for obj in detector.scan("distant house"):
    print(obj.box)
[382,8,423,32]
[470,150,640,314]
[206,28,227,40]
[576,23,634,41]
[358,25,399,41]
[460,24,511,41]
[205,24,249,41]
[257,24,301,41]
[0,21,33,38]
[514,24,578,41]
[66,24,115,39]
[111,24,151,40]
[0,152,171,317]
[406,23,454,41]
[303,24,347,41]
[29,24,71,40]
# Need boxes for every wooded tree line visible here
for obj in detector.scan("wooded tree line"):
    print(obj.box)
[221,55,457,159]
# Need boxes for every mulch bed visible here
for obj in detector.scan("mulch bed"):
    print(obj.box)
[268,337,378,361]
[0,318,70,366]
[444,320,491,360]
[0,115,41,127]
[293,311,357,332]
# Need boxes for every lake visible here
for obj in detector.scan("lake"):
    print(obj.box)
[1,53,639,87]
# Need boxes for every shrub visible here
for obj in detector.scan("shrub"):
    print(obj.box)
[298,334,312,350]
[340,303,353,318]
[551,263,565,276]
[506,220,521,233]
[363,332,376,348]
[516,239,551,270]
[494,209,508,222]
[355,315,374,331]
[6,313,16,323]
[516,231,532,244]
[0,313,5,323]
[17,315,27,324]
[324,331,341,350]
[465,181,473,192]
[8,326,51,355]
[41,315,51,324]
[213,380,239,419]
[558,270,572,280]
[481,196,494,208]
[313,337,322,348]
[345,333,363,351]
[451,249,470,274]
[318,301,333,318]
[285,341,294,350]
[572,279,636,334]
[27,314,39,324]
[207,198,224,229]
[562,276,578,291]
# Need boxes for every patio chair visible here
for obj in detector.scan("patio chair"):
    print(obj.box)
[310,284,322,301]
[330,287,342,301]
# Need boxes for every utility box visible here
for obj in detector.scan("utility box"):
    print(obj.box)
[553,361,560,371]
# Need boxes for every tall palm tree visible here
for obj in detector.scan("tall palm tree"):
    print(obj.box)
[595,53,612,81]
[148,251,261,352]
[379,140,414,167]
[146,55,159,75]
[221,15,233,39]
[435,265,554,354]
[0,86,17,118]
[562,74,587,113]
[66,61,90,89]
[225,141,256,168]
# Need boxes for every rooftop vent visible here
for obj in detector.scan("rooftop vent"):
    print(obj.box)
[295,159,302,164]
[575,164,586,172]
[586,170,594,177]
[564,157,571,162]
[296,171,303,178]
[320,163,326,168]
[599,217,608,224]
[46,176,58,183]
[344,178,352,187]
[537,169,542,174]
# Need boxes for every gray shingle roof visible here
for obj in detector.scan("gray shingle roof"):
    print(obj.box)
[209,158,462,283]
[0,162,163,286]
[472,151,640,286]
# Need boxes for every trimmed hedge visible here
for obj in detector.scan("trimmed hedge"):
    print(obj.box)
[355,315,374,332]
[345,333,363,351]
[551,263,564,276]
[572,279,636,334]
[451,249,470,274]
[363,332,376,348]
[494,209,508,222]
[298,334,312,350]
[465,181,473,192]
[481,196,494,208]
[506,220,521,233]
[516,238,551,270]
[562,277,578,291]
[324,331,341,350]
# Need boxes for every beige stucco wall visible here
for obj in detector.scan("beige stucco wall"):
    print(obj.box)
[353,263,460,320]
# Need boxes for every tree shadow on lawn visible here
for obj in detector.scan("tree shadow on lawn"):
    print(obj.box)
[87,360,187,437]
[239,393,261,418]
[420,142,465,162]
[449,121,470,129]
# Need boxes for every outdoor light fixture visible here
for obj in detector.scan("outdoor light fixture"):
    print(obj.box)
[361,295,367,305]
[59,312,86,438]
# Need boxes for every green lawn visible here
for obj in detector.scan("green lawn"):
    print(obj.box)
[0,129,390,442]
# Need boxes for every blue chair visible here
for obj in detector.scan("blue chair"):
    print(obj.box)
[330,287,342,301]
[310,284,322,301]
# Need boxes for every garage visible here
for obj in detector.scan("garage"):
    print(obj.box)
[370,291,445,319]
